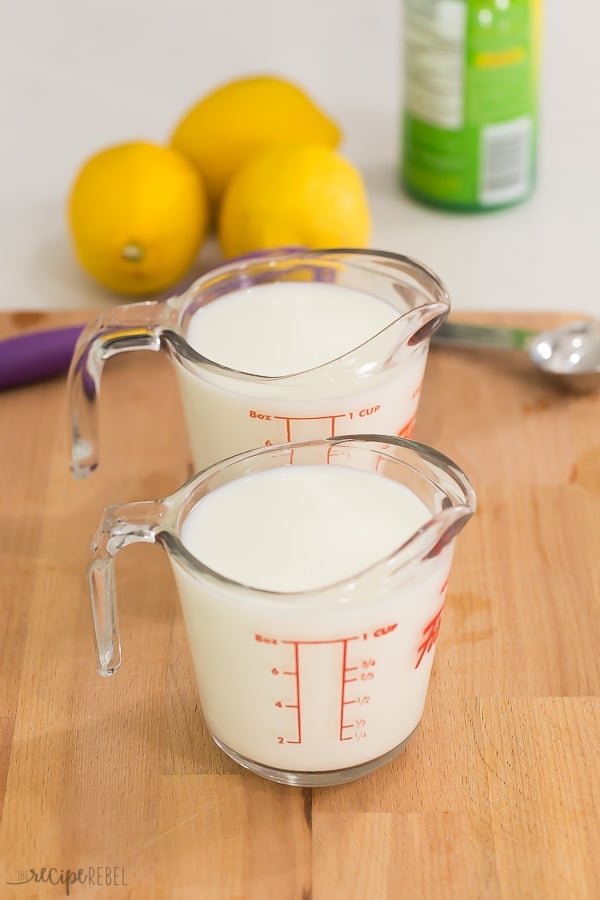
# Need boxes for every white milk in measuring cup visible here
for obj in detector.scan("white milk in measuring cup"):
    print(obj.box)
[172,464,453,776]
[87,436,476,786]
[68,250,449,479]
[176,281,428,471]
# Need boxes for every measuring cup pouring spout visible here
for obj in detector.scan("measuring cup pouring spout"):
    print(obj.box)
[407,303,450,349]
[337,299,449,385]
[371,443,476,588]
[68,249,451,479]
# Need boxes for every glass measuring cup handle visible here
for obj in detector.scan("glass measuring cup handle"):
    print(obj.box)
[67,301,168,478]
[88,499,165,676]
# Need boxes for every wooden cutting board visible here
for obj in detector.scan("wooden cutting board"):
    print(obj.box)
[0,309,598,899]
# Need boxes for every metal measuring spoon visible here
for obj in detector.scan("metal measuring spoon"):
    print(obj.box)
[433,319,600,393]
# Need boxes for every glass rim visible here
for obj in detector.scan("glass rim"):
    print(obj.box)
[162,247,451,382]
[156,434,476,604]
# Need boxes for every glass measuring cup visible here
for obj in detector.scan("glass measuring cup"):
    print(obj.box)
[88,435,476,787]
[68,249,449,477]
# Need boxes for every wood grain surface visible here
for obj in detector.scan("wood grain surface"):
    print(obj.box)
[0,309,598,899]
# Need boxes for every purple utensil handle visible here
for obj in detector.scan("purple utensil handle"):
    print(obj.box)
[0,248,318,391]
[0,325,85,391]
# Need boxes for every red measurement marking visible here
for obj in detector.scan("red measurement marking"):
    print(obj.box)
[358,405,381,417]
[284,641,302,744]
[273,413,347,441]
[415,604,445,669]
[255,633,278,644]
[281,638,359,646]
[340,638,361,741]
[397,414,416,439]
[374,623,397,637]
[273,636,362,745]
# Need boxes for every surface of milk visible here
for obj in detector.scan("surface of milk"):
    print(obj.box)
[185,282,400,376]
[172,464,453,772]
[182,465,431,591]
[175,282,428,471]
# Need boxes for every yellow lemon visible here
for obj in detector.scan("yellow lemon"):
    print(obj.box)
[170,75,341,210]
[218,144,371,258]
[68,141,209,296]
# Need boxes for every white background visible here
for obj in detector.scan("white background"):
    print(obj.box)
[1,0,599,316]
